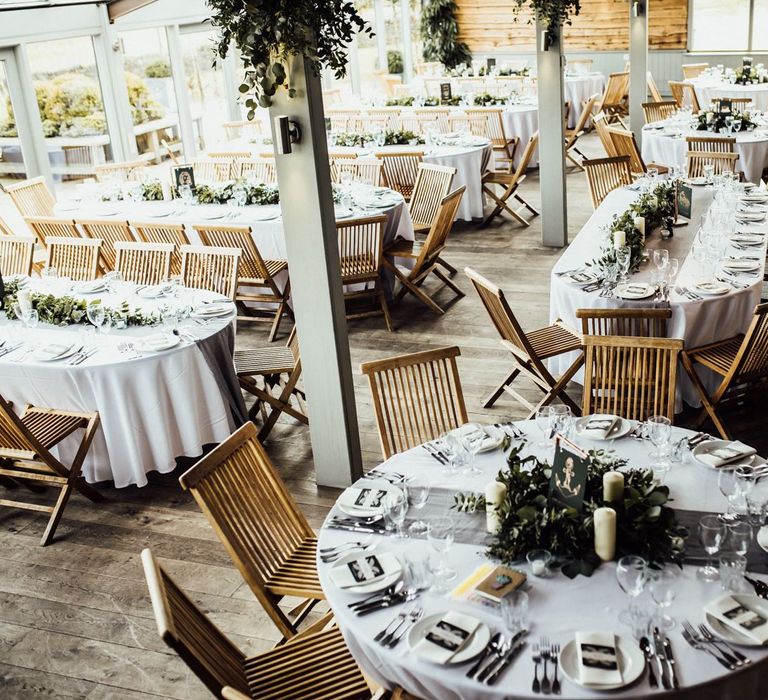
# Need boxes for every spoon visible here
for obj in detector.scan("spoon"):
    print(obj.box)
[467,632,503,678]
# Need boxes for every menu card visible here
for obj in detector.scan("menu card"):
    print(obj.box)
[329,552,399,589]
[696,442,757,468]
[705,595,768,644]
[575,631,623,685]
[579,416,619,440]
[338,486,390,514]
[413,611,481,664]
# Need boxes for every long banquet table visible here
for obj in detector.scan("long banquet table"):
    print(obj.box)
[549,185,767,408]
[317,421,768,699]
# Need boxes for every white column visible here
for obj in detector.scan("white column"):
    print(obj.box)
[222,48,242,122]
[374,0,388,72]
[348,34,362,95]
[400,0,414,82]
[267,54,363,487]
[166,24,198,157]
[535,16,568,247]
[629,0,648,144]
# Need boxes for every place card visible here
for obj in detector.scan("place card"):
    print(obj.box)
[329,552,400,589]
[706,595,768,644]
[440,82,452,103]
[339,486,389,512]
[549,436,589,511]
[676,182,693,221]
[575,631,623,685]
[413,611,481,664]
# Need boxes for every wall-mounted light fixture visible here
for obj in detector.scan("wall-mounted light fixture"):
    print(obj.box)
[632,1,644,17]
[540,30,550,52]
[274,116,301,155]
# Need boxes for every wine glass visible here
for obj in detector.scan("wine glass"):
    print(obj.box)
[500,590,529,636]
[718,468,741,517]
[647,566,678,631]
[616,555,648,622]
[382,490,408,539]
[427,516,456,592]
[458,423,485,474]
[652,249,669,285]
[726,520,753,555]
[86,301,106,333]
[615,245,632,283]
[645,416,672,463]
[535,406,553,448]
[406,478,431,535]
[549,405,573,439]
[437,431,465,474]
[179,184,194,209]
[663,258,679,301]
[697,514,726,582]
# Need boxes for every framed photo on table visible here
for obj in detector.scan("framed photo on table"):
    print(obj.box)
[171,164,196,195]
[549,435,590,511]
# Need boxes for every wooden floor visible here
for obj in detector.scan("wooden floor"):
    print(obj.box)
[1,132,767,698]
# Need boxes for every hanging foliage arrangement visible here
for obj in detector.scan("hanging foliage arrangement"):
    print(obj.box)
[512,0,582,43]
[207,0,373,111]
[421,0,472,69]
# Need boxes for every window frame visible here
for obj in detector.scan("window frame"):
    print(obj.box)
[688,0,761,52]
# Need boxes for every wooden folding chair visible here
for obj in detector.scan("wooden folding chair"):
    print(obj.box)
[409,163,456,234]
[0,235,35,276]
[669,81,700,111]
[447,113,489,137]
[682,303,768,439]
[686,151,740,179]
[179,244,240,299]
[132,221,190,275]
[94,160,147,182]
[378,152,423,199]
[0,213,14,236]
[366,107,401,131]
[594,72,629,125]
[23,216,80,248]
[399,113,438,135]
[567,58,593,73]
[576,308,672,337]
[142,548,372,699]
[607,127,669,177]
[687,135,736,154]
[0,394,101,546]
[191,157,235,182]
[582,335,683,422]
[647,72,664,103]
[465,108,518,166]
[178,422,325,640]
[238,158,277,184]
[564,95,598,169]
[208,151,251,159]
[194,224,291,341]
[712,97,753,111]
[642,101,678,124]
[360,345,468,459]
[332,158,384,187]
[337,215,392,331]
[46,237,101,281]
[465,267,583,417]
[222,119,263,140]
[114,241,174,285]
[593,112,618,157]
[682,63,709,80]
[6,176,55,217]
[235,329,306,440]
[583,156,633,209]
[77,219,136,274]
[383,187,466,316]
[480,132,539,227]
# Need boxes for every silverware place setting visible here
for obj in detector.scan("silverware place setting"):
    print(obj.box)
[680,620,736,670]
[374,605,423,647]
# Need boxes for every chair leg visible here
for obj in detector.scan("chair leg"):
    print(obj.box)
[40,484,73,546]
[514,193,540,216]
[437,256,458,276]
[258,368,305,441]
[432,268,465,298]
[483,369,521,408]
[267,301,285,343]
[681,354,731,440]
[378,287,394,332]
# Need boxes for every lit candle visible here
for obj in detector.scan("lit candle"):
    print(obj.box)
[634,216,646,244]
[613,229,626,249]
[603,471,625,503]
[531,559,546,576]
[594,507,617,562]
[485,481,508,534]
[161,181,172,201]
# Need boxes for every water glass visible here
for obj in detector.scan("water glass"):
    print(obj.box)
[406,479,431,535]
[703,163,715,184]
[698,514,726,582]
[535,406,553,448]
[404,546,433,594]
[718,468,743,516]
[382,490,408,539]
[647,566,678,630]
[13,302,38,329]
[616,245,632,282]
[719,552,748,592]
[458,423,486,474]
[645,415,672,464]
[427,516,456,592]
[616,555,648,622]
[726,520,753,555]
[500,590,529,635]
[85,301,105,333]
[549,405,573,439]
[652,249,669,284]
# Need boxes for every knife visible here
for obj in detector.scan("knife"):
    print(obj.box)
[487,640,527,685]
[478,630,526,682]
[639,637,658,689]
[662,636,679,689]
[653,627,671,690]
[327,522,386,534]
[355,592,410,615]
[466,632,502,678]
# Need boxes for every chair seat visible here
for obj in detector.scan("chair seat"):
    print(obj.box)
[235,347,296,376]
[264,538,323,597]
[20,408,88,450]
[239,258,287,282]
[525,323,582,360]
[384,239,420,258]
[244,626,369,700]
[687,335,744,376]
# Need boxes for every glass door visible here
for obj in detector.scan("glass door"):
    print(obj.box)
[0,51,30,187]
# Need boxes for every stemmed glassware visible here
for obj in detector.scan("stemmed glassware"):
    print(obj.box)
[13,302,38,329]
[535,406,553,448]
[616,555,648,623]
[615,245,631,283]
[382,489,409,539]
[697,514,726,582]
[647,566,678,631]
[726,519,753,555]
[458,423,485,474]
[549,405,573,439]
[406,479,431,535]
[86,301,106,333]
[645,416,672,464]
[427,516,456,592]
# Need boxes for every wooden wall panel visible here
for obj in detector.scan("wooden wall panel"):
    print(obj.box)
[455,0,688,52]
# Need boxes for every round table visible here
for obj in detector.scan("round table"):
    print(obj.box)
[318,421,768,699]
[641,123,768,185]
[563,72,607,125]
[500,103,540,169]
[549,186,767,408]
[0,278,244,487]
[691,77,768,113]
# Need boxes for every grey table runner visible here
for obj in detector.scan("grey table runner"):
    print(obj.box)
[197,324,247,426]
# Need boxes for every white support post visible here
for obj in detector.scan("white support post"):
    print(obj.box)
[629,0,648,143]
[535,16,568,248]
[400,0,414,83]
[374,0,388,72]
[222,49,243,122]
[166,24,198,157]
[267,55,363,488]
[348,34,362,95]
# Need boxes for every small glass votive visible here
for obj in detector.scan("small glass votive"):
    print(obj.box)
[719,552,748,592]
[526,549,553,577]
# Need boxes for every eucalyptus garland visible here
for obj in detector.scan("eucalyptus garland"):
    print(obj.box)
[473,93,512,106]
[455,444,687,578]
[194,180,280,206]
[421,0,472,69]
[734,65,767,86]
[384,96,461,107]
[99,179,165,203]
[333,130,425,146]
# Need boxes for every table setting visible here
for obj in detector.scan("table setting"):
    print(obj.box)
[317,416,768,699]
[0,272,245,487]
[690,65,768,114]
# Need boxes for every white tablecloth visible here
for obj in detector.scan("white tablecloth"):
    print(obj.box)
[563,73,607,127]
[0,279,244,487]
[641,124,768,185]
[501,104,540,169]
[318,421,768,699]
[549,186,767,408]
[691,78,768,112]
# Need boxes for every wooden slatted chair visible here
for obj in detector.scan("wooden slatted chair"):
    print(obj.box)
[23,216,80,248]
[132,221,190,275]
[6,176,55,217]
[332,158,384,187]
[647,72,664,103]
[669,81,700,111]
[399,113,438,135]
[582,335,683,422]
[414,107,450,133]
[238,158,277,184]
[177,422,326,640]
[576,308,672,337]
[583,156,633,209]
[712,97,753,111]
[409,163,456,234]
[194,224,291,341]
[356,116,389,134]
[465,108,518,166]
[0,394,101,546]
[607,126,669,178]
[0,235,35,276]
[686,151,740,179]
[465,267,583,417]
[682,63,709,80]
[379,152,423,199]
[383,186,466,316]
[366,107,401,131]
[179,244,240,299]
[142,548,372,699]
[114,241,174,285]
[687,135,737,154]
[94,160,147,182]
[77,219,135,274]
[222,119,263,140]
[360,345,468,459]
[567,58,594,73]
[0,213,14,236]
[46,237,101,281]
[191,157,234,183]
[594,72,629,125]
[593,112,618,157]
[235,329,306,440]
[564,95,598,169]
[480,132,539,227]
[681,303,768,439]
[337,215,392,331]
[446,113,488,137]
[642,101,678,124]
[326,109,359,133]
[208,151,251,159]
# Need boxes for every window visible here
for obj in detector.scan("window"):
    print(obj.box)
[752,0,768,50]
[0,59,29,184]
[690,0,761,51]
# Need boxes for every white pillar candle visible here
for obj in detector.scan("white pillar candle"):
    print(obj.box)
[161,181,172,201]
[613,229,626,249]
[16,289,32,314]
[594,507,617,562]
[531,559,547,576]
[634,216,646,244]
[603,471,625,503]
[485,481,508,534]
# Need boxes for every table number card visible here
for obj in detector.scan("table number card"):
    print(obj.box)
[718,98,733,115]
[676,181,693,221]
[440,82,453,103]
[486,58,496,72]
[171,164,196,195]
[549,435,589,511]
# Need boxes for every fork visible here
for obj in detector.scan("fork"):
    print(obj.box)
[531,644,542,693]
[680,623,735,670]
[540,637,551,694]
[697,624,750,666]
[387,606,423,648]
[551,643,561,694]
[319,539,370,554]
[375,607,410,644]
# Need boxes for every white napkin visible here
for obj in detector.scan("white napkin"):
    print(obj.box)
[33,343,72,360]
[77,280,106,293]
[139,334,176,351]
[451,424,502,452]
[413,611,481,664]
[575,631,623,685]
[579,416,619,440]
[338,486,391,514]
[705,596,768,644]
[696,441,757,468]
[329,552,400,589]
[138,284,172,299]
[621,283,651,297]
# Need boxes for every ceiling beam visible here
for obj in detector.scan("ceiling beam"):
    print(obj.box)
[107,0,157,22]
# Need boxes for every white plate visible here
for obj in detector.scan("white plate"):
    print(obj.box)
[757,526,768,553]
[723,259,760,273]
[686,177,708,186]
[145,206,175,218]
[137,285,173,299]
[334,206,353,219]
[693,280,731,296]
[730,233,765,245]
[451,424,505,453]
[574,415,632,441]
[95,207,120,217]
[737,211,766,222]
[330,550,402,594]
[337,483,399,518]
[614,283,657,300]
[691,439,765,469]
[192,302,235,318]
[705,594,768,647]
[563,271,598,286]
[31,343,77,362]
[249,208,280,221]
[198,210,227,220]
[408,614,490,664]
[134,334,181,353]
[74,281,108,294]
[559,637,645,690]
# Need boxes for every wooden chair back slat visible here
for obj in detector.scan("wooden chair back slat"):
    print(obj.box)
[447,114,488,137]
[711,97,753,111]
[191,158,236,182]
[682,63,709,80]
[332,158,383,187]
[179,244,240,299]
[686,150,739,178]
[399,113,438,135]
[642,101,678,124]
[378,152,424,199]
[593,112,618,157]
[336,215,386,281]
[77,219,136,273]
[647,72,664,103]
[238,158,276,184]
[132,221,190,275]
[222,120,263,140]
[0,235,35,276]
[583,156,633,209]
[412,186,465,273]
[94,160,147,182]
[596,72,629,113]
[686,136,736,153]
[6,176,56,217]
[361,346,468,459]
[606,126,647,175]
[45,237,101,281]
[409,163,456,230]
[576,308,672,338]
[23,216,80,248]
[731,303,768,380]
[668,81,700,111]
[194,224,271,281]
[114,241,174,285]
[464,108,512,154]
